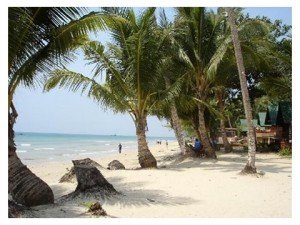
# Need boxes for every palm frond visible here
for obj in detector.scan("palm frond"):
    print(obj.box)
[44,69,132,112]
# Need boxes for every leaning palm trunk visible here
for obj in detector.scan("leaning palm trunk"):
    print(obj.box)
[216,91,233,153]
[135,115,157,168]
[169,104,187,154]
[220,118,233,153]
[164,76,187,154]
[8,103,54,206]
[226,7,256,173]
[198,105,217,158]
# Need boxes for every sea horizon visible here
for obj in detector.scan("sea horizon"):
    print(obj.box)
[15,131,176,139]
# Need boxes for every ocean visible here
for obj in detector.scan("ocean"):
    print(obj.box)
[14,132,175,164]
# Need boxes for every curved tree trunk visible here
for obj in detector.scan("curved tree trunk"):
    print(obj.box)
[227,115,233,128]
[136,115,157,168]
[216,90,233,153]
[220,118,233,153]
[164,76,187,154]
[193,123,201,140]
[8,103,54,206]
[198,105,217,158]
[226,8,256,173]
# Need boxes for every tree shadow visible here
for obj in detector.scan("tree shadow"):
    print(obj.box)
[100,176,199,208]
[29,202,89,218]
[50,183,76,199]
[159,151,291,174]
[48,174,199,215]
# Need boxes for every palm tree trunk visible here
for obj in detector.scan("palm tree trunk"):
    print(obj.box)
[198,105,217,158]
[227,115,232,128]
[8,103,54,206]
[135,114,157,168]
[164,76,187,154]
[216,90,233,153]
[220,118,233,153]
[226,7,256,173]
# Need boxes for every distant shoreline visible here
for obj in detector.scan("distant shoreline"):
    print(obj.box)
[15,131,176,139]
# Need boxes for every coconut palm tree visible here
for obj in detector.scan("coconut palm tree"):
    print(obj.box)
[213,86,233,152]
[8,7,107,206]
[155,10,188,154]
[45,8,177,168]
[171,7,274,159]
[167,8,235,158]
[225,7,257,173]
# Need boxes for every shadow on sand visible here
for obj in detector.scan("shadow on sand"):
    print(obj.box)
[158,151,291,174]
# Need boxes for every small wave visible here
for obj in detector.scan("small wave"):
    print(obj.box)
[105,143,110,146]
[103,149,115,152]
[48,157,54,160]
[16,150,27,153]
[20,143,31,147]
[34,147,55,151]
[62,154,71,157]
[75,149,87,152]
[78,152,98,155]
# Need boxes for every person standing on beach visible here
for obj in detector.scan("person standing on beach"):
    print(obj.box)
[166,140,168,147]
[118,143,122,154]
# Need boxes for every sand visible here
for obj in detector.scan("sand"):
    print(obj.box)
[21,142,292,218]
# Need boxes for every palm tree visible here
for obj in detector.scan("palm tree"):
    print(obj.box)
[8,7,106,206]
[155,10,188,154]
[225,7,257,173]
[214,86,233,152]
[169,8,235,158]
[44,8,175,168]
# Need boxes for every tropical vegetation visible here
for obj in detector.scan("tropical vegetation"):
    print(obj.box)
[9,7,292,207]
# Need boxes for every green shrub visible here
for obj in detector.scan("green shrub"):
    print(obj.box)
[279,147,292,156]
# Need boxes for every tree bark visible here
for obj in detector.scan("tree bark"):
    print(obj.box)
[226,8,257,173]
[198,105,217,158]
[59,158,103,183]
[216,90,233,153]
[73,163,116,194]
[59,159,118,201]
[136,114,157,168]
[227,115,233,128]
[8,103,54,206]
[220,118,233,153]
[164,75,187,154]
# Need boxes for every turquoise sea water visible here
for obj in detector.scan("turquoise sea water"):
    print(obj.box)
[15,132,175,164]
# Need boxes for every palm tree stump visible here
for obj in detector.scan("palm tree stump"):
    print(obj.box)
[61,159,118,200]
[107,160,125,170]
[74,165,115,192]
[59,158,103,183]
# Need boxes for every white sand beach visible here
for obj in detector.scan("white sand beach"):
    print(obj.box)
[23,142,292,218]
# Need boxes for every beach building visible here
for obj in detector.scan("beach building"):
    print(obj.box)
[264,102,292,148]
[239,102,291,148]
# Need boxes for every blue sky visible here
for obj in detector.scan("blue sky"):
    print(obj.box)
[14,7,292,137]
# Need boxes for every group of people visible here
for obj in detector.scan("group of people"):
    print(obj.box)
[118,138,203,155]
[156,140,168,146]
